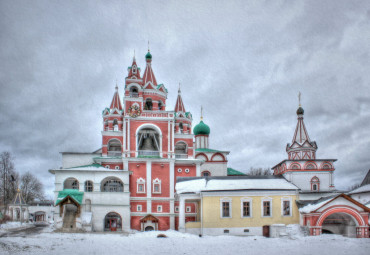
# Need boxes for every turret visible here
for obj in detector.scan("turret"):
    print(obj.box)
[286,99,317,160]
[174,85,192,133]
[102,85,123,132]
[194,107,210,149]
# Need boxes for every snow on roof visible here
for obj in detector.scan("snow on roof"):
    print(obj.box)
[299,196,333,213]
[176,177,298,194]
[349,184,370,194]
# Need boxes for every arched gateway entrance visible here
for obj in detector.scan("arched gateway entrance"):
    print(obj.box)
[321,213,357,237]
[302,194,370,238]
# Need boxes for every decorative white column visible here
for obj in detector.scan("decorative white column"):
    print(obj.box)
[146,161,152,213]
[179,196,186,232]
[170,161,175,229]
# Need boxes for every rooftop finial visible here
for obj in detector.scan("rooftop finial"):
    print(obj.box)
[115,79,118,90]
[148,40,150,52]
[134,49,136,60]
[178,82,181,93]
[298,91,301,107]
[201,106,203,121]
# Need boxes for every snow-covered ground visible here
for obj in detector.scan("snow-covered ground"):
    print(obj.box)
[0,222,33,231]
[0,227,369,255]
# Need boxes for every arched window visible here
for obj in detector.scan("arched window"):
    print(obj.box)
[158,101,163,111]
[113,119,118,131]
[84,180,93,192]
[108,139,121,156]
[129,86,139,97]
[175,141,187,158]
[153,178,161,194]
[144,98,153,110]
[132,65,137,74]
[137,178,146,193]
[291,164,301,170]
[137,127,160,156]
[201,171,211,177]
[64,178,79,190]
[101,177,124,192]
[311,177,320,191]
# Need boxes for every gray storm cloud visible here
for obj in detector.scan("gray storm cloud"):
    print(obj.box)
[0,0,369,197]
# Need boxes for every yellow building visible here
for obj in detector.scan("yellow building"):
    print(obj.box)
[176,176,300,236]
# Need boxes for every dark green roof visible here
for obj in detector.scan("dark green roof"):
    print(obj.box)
[193,120,210,135]
[146,51,152,59]
[56,189,84,206]
[66,163,104,169]
[227,167,246,176]
[196,148,223,153]
[297,107,304,115]
[157,84,168,93]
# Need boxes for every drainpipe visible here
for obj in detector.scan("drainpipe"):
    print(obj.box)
[200,192,203,236]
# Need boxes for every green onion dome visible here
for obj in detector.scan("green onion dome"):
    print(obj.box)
[193,120,210,135]
[297,106,304,115]
[145,51,152,60]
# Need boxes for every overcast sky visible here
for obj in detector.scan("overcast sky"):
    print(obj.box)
[1,0,370,198]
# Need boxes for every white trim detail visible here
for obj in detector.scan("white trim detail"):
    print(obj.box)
[137,177,146,194]
[261,197,272,217]
[220,197,232,218]
[240,197,252,218]
[281,197,292,217]
[186,206,191,213]
[137,205,142,212]
[153,178,161,194]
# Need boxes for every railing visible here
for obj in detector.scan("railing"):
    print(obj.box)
[107,151,122,157]
[129,92,139,98]
[175,154,188,159]
[138,150,160,157]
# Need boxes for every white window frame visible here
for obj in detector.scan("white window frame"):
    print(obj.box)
[157,205,162,212]
[185,168,190,173]
[177,168,182,173]
[137,205,142,212]
[220,197,232,218]
[115,166,120,170]
[281,197,292,217]
[105,165,110,169]
[152,178,161,194]
[186,206,191,213]
[261,197,272,217]
[137,178,146,194]
[240,198,252,218]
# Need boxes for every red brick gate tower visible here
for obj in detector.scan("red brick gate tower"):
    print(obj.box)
[101,51,202,231]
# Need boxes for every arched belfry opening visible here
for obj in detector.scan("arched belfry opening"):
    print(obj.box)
[129,86,139,97]
[137,127,160,157]
[175,141,187,158]
[144,98,153,110]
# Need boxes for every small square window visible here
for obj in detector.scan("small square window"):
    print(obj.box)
[157,205,162,212]
[186,206,191,212]
[175,206,179,212]
[244,229,249,233]
[224,229,229,234]
[137,205,142,212]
